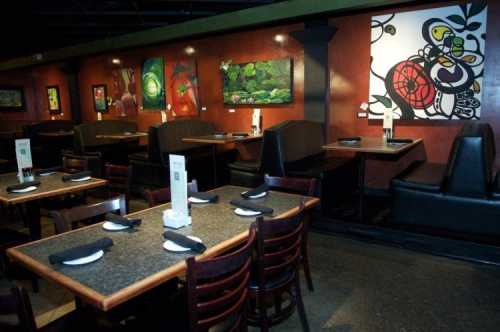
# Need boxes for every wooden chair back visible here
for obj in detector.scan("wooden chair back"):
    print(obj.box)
[0,286,37,332]
[62,155,89,174]
[255,201,305,284]
[49,195,126,234]
[186,224,256,332]
[144,179,198,207]
[264,174,317,196]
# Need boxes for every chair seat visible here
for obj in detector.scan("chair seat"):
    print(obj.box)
[392,162,446,193]
[228,160,260,173]
[249,268,295,290]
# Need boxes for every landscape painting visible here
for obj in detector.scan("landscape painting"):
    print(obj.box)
[166,59,199,117]
[0,87,25,111]
[141,57,166,110]
[221,58,292,105]
[369,3,487,120]
[111,67,136,116]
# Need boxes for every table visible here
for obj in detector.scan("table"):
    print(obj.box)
[7,185,319,311]
[0,172,107,239]
[322,136,422,221]
[182,133,263,186]
[38,130,74,137]
[96,132,148,140]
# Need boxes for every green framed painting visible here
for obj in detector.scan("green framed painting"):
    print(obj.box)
[0,87,25,112]
[46,86,61,114]
[92,84,108,112]
[141,57,166,110]
[220,58,293,105]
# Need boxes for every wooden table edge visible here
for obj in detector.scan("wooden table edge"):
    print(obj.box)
[7,192,319,311]
[322,138,422,154]
[0,178,108,205]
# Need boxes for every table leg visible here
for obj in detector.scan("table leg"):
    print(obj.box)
[211,144,218,188]
[358,153,366,222]
[24,201,41,240]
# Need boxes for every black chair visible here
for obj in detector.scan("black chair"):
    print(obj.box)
[392,122,500,237]
[184,224,256,331]
[264,174,317,291]
[104,163,131,212]
[144,180,198,207]
[248,201,309,332]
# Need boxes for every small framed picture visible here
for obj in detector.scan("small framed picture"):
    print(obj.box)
[0,86,26,112]
[92,84,108,113]
[46,86,61,114]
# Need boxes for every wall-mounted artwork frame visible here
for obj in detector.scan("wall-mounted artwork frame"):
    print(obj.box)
[46,85,61,114]
[92,84,108,113]
[0,86,26,112]
[221,58,293,105]
[167,59,200,117]
[141,57,166,110]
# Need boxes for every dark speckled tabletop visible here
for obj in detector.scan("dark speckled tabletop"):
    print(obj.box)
[13,186,316,308]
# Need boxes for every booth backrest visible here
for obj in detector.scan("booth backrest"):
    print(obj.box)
[445,122,496,198]
[260,120,325,176]
[157,119,215,156]
[147,124,161,162]
[74,120,136,152]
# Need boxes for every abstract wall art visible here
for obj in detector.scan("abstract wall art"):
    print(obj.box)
[92,84,108,112]
[369,2,487,120]
[141,57,166,110]
[46,86,61,114]
[166,60,200,117]
[111,68,136,116]
[221,58,292,105]
[0,87,25,112]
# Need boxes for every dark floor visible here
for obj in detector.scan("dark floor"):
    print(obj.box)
[2,198,500,331]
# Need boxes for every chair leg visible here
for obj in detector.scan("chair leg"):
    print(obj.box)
[31,277,39,293]
[257,294,269,332]
[294,275,310,332]
[301,246,314,291]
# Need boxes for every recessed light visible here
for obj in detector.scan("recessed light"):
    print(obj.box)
[274,34,285,43]
[184,46,196,55]
[111,58,121,65]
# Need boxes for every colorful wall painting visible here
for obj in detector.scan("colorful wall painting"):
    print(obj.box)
[166,60,200,117]
[141,57,166,110]
[111,68,136,116]
[220,58,292,105]
[92,85,108,112]
[0,87,25,112]
[46,86,61,114]
[369,3,487,120]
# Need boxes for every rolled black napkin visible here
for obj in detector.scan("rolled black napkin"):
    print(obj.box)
[230,199,274,214]
[387,138,413,144]
[232,132,249,137]
[35,166,60,176]
[105,213,142,227]
[163,231,206,253]
[49,237,113,264]
[241,183,269,199]
[338,136,361,142]
[62,171,92,182]
[189,191,219,203]
[6,181,41,193]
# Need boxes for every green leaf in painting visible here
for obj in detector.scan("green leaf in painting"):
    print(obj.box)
[447,15,466,26]
[372,95,392,108]
[466,22,481,31]
[468,1,487,18]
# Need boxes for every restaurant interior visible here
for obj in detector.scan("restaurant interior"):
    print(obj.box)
[1,0,499,331]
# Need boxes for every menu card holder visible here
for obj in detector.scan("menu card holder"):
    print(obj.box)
[15,139,34,183]
[163,154,191,229]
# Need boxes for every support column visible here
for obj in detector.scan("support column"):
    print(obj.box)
[60,61,82,124]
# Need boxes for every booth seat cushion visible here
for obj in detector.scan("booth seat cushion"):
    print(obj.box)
[392,161,446,193]
[491,172,500,199]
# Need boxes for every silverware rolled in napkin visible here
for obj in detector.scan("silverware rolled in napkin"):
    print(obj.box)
[163,231,206,253]
[386,138,413,144]
[105,213,142,227]
[241,183,268,199]
[188,191,219,203]
[35,167,60,176]
[230,199,273,214]
[6,181,41,193]
[62,171,92,182]
[49,237,113,264]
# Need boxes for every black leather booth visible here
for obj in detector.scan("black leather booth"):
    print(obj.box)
[392,122,500,237]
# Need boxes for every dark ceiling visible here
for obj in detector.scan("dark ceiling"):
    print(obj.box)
[0,0,285,61]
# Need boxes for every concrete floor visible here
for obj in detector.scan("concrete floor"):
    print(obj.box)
[2,199,500,331]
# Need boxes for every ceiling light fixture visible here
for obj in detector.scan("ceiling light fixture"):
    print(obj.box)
[184,46,196,55]
[274,34,286,43]
[111,58,121,65]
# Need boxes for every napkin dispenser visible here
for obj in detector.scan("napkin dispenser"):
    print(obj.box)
[163,209,192,229]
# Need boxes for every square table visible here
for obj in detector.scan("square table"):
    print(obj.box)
[96,132,148,141]
[182,133,263,186]
[322,136,422,221]
[7,185,319,311]
[0,172,107,239]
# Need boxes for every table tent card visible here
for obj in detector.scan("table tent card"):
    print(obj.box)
[163,154,191,229]
[15,139,34,183]
[252,108,261,134]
